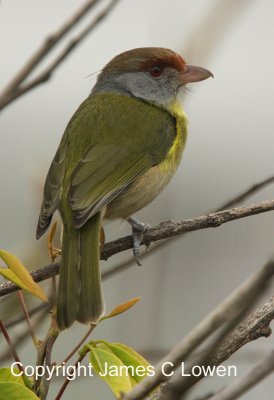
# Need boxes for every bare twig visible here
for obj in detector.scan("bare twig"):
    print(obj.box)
[121,256,274,400]
[17,290,39,348]
[2,0,100,92]
[160,283,270,399]
[150,297,274,400]
[61,323,96,365]
[0,308,49,363]
[55,351,87,400]
[215,176,274,211]
[0,319,24,372]
[208,350,274,400]
[1,198,274,298]
[0,263,60,297]
[0,0,120,110]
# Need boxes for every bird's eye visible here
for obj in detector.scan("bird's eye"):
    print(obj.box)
[149,65,163,77]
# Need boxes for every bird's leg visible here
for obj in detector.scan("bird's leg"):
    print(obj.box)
[127,216,150,266]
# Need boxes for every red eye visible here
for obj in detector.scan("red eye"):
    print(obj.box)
[149,65,163,77]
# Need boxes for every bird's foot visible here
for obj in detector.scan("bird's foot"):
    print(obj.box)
[47,221,61,263]
[127,217,150,266]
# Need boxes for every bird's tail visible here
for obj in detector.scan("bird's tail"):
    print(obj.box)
[57,213,104,330]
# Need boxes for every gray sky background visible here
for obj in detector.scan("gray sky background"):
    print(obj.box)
[1,0,274,399]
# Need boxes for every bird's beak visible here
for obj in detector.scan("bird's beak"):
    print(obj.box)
[180,65,213,84]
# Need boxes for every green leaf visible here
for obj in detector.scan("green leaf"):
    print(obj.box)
[89,345,133,398]
[0,368,25,385]
[0,368,32,389]
[0,382,39,400]
[100,297,141,321]
[97,342,151,384]
[0,249,48,302]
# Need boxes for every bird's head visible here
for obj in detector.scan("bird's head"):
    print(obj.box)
[92,47,213,111]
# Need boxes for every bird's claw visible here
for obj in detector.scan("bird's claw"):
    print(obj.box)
[127,217,150,266]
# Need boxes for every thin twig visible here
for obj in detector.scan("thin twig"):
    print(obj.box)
[161,279,270,399]
[0,308,49,363]
[208,350,274,400]
[17,290,40,348]
[121,256,274,400]
[0,263,60,297]
[1,198,274,298]
[0,0,100,94]
[0,319,24,372]
[215,176,274,211]
[55,352,87,400]
[0,0,120,110]
[62,323,96,365]
[152,294,274,400]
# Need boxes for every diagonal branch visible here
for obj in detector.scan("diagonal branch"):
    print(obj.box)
[8,0,120,105]
[1,198,274,298]
[215,175,274,211]
[121,257,274,400]
[0,0,120,110]
[150,296,274,400]
[2,0,100,92]
[207,350,274,400]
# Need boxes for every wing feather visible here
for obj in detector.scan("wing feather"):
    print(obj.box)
[36,143,66,238]
[69,144,152,227]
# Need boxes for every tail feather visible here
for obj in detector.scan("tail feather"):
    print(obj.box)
[56,212,104,330]
[77,212,105,323]
[57,226,81,330]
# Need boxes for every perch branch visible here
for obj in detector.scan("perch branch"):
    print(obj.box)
[1,199,274,298]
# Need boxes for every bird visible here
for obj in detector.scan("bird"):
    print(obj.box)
[36,47,213,330]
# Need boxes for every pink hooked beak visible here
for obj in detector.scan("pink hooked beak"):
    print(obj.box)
[180,65,213,84]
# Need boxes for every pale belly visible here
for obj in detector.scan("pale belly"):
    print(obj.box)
[105,159,180,220]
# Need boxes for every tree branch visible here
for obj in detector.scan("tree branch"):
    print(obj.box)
[103,199,274,260]
[215,176,274,211]
[0,308,48,363]
[159,296,274,399]
[208,350,274,400]
[150,297,274,400]
[1,199,274,298]
[0,0,120,110]
[121,256,274,400]
[101,176,274,280]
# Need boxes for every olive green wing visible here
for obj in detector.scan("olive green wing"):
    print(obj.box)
[37,93,178,235]
[69,143,152,228]
[36,142,66,239]
[67,95,178,228]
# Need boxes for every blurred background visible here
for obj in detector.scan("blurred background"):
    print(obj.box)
[1,0,274,398]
